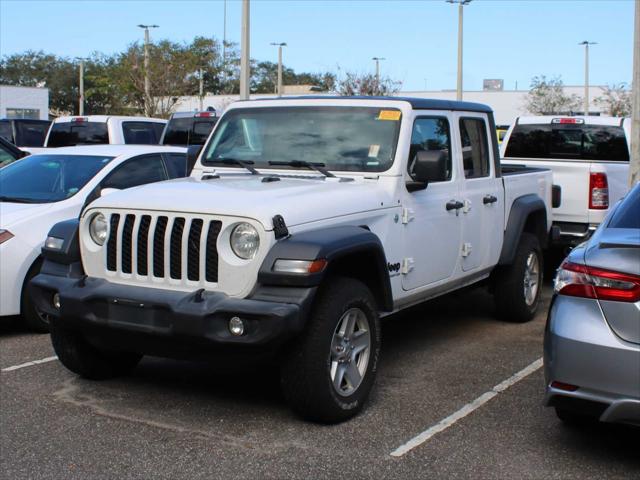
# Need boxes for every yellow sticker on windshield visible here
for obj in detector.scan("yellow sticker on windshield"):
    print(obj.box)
[378,110,401,121]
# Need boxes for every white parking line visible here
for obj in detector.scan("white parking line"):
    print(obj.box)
[390,357,543,458]
[1,356,58,373]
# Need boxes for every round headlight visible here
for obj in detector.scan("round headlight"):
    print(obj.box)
[89,213,108,246]
[230,223,260,260]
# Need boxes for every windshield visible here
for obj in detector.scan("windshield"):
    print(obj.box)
[0,154,113,203]
[202,106,402,172]
[47,122,109,147]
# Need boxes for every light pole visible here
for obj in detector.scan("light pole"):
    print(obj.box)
[137,24,159,116]
[199,67,204,111]
[372,57,385,92]
[447,0,472,101]
[271,42,287,96]
[240,0,250,100]
[579,40,597,115]
[78,59,85,115]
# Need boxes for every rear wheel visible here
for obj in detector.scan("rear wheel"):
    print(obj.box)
[494,233,543,323]
[280,277,381,423]
[51,321,141,380]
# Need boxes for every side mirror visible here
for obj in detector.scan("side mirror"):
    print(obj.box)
[407,150,449,192]
[100,187,120,197]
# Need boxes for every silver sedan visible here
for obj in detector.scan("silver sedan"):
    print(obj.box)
[544,181,640,426]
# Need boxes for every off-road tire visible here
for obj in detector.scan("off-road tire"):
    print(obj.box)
[494,233,543,323]
[280,277,381,424]
[50,321,142,380]
[21,260,50,333]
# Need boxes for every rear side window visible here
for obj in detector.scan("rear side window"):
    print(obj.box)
[608,185,640,229]
[0,121,14,143]
[504,124,629,161]
[15,122,49,147]
[162,118,192,145]
[122,122,159,144]
[102,154,167,190]
[460,117,490,179]
[164,153,188,178]
[47,122,109,147]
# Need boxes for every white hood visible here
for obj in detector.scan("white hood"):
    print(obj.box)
[87,175,396,228]
[0,202,55,229]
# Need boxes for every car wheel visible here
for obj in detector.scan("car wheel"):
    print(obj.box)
[21,260,50,333]
[494,233,543,323]
[280,276,381,424]
[50,320,142,380]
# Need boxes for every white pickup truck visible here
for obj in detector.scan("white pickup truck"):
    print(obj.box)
[501,116,630,246]
[32,97,554,423]
[44,115,166,148]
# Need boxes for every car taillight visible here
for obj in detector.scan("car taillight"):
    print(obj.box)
[554,261,640,302]
[589,172,609,210]
[195,112,215,118]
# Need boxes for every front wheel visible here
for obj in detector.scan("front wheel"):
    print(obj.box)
[493,233,543,323]
[51,321,142,380]
[280,277,381,424]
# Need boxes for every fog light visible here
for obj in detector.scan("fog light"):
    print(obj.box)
[229,316,244,336]
[52,293,61,309]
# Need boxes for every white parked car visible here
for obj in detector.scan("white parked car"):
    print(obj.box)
[44,116,166,148]
[500,116,630,246]
[0,145,188,331]
[32,97,555,422]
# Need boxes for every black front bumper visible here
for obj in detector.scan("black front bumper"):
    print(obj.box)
[31,271,315,357]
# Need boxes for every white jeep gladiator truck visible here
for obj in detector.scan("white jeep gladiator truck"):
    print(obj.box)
[501,116,630,246]
[32,97,554,423]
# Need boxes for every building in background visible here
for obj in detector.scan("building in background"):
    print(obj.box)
[0,85,49,120]
[172,85,608,126]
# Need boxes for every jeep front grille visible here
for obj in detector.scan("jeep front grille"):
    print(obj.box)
[105,213,222,283]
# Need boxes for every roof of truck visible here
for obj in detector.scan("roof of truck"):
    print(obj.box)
[249,96,493,113]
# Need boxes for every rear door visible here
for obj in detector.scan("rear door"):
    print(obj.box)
[455,113,503,272]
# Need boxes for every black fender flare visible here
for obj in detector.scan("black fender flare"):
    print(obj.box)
[498,194,548,266]
[258,225,393,311]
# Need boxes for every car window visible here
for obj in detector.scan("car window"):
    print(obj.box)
[152,123,165,143]
[15,122,49,147]
[460,117,490,179]
[164,153,188,178]
[608,185,640,229]
[47,122,109,147]
[0,121,13,143]
[162,117,192,145]
[0,144,18,168]
[191,120,217,144]
[102,154,167,190]
[122,122,159,144]
[408,117,452,182]
[504,124,629,161]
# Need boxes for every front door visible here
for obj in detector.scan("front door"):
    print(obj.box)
[455,114,502,272]
[402,114,463,290]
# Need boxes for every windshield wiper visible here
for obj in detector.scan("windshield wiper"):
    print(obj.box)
[268,160,335,178]
[209,158,259,175]
[0,196,42,204]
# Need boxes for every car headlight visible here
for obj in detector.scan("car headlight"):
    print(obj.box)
[89,213,108,246]
[230,222,260,259]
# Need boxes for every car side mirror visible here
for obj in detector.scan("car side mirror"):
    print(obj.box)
[407,150,449,192]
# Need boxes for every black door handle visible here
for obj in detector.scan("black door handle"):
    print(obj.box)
[446,200,464,211]
[483,195,498,205]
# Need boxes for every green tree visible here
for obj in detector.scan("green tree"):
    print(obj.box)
[525,75,581,115]
[594,83,631,117]
[337,71,401,96]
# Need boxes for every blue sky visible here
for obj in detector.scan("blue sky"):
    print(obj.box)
[0,0,633,91]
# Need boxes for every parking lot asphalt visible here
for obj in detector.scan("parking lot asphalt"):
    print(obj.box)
[1,283,639,480]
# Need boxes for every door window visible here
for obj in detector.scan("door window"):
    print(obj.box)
[0,144,17,168]
[164,153,188,178]
[408,117,452,181]
[102,154,167,190]
[459,118,490,179]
